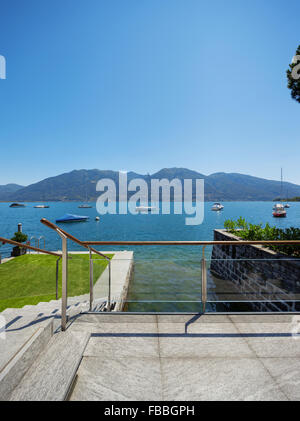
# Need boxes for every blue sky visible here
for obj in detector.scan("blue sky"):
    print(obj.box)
[0,0,299,186]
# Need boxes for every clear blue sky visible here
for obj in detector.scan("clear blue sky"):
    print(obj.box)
[0,0,299,186]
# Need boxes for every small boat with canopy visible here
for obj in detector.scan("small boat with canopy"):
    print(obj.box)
[56,214,89,223]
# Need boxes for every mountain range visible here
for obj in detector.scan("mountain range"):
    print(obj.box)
[1,168,300,202]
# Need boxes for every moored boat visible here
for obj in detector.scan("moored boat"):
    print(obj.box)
[211,202,224,211]
[273,204,287,218]
[56,214,89,223]
[9,203,26,207]
[34,205,50,208]
[135,206,156,212]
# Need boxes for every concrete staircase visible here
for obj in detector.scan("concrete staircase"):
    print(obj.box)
[9,329,90,401]
[0,297,99,400]
[1,295,108,329]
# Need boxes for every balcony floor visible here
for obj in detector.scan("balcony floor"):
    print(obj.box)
[68,313,300,401]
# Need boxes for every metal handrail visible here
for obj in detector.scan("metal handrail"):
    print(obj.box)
[29,236,37,253]
[83,240,300,246]
[38,235,46,250]
[82,237,300,315]
[40,219,111,260]
[0,236,61,257]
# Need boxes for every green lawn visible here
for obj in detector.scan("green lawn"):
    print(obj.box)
[0,253,113,312]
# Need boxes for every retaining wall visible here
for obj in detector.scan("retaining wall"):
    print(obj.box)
[210,230,300,311]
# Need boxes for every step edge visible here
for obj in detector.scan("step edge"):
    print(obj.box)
[0,318,54,401]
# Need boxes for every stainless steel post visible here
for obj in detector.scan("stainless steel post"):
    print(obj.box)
[56,230,68,331]
[55,257,61,300]
[89,248,94,311]
[39,236,45,250]
[201,246,207,314]
[107,260,111,311]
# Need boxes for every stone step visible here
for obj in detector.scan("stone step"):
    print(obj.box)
[9,330,90,401]
[0,318,53,401]
[1,298,90,317]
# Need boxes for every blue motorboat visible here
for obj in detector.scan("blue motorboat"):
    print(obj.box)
[56,214,89,223]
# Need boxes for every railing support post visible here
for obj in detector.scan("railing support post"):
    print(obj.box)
[56,230,68,331]
[201,246,207,314]
[89,248,94,311]
[61,236,68,331]
[55,257,61,300]
[107,260,111,311]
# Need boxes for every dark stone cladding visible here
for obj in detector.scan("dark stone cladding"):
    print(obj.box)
[210,230,300,311]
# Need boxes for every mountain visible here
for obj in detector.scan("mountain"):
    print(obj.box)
[0,184,24,199]
[2,168,300,201]
[206,172,298,201]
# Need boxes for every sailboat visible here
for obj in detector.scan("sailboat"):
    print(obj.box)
[78,189,92,208]
[284,188,290,208]
[273,168,287,217]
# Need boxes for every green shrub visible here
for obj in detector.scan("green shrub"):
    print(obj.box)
[224,219,237,232]
[224,218,300,257]
[11,232,28,243]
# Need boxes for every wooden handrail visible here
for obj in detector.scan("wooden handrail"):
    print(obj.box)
[82,240,300,246]
[40,218,111,260]
[0,236,61,257]
[40,218,300,247]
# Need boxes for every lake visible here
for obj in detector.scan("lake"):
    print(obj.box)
[1,201,299,311]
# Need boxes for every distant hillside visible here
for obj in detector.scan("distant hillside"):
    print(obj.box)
[0,184,24,199]
[2,168,300,201]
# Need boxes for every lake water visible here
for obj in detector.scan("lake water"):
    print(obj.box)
[1,201,299,311]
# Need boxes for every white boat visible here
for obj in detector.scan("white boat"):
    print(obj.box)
[78,204,92,208]
[284,203,290,208]
[135,206,156,212]
[211,202,224,211]
[34,205,49,208]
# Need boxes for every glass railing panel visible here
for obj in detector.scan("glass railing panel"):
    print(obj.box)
[91,253,112,311]
[66,252,91,311]
[93,256,203,313]
[0,252,59,312]
[207,258,300,312]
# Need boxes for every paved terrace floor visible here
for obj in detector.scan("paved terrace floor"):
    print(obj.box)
[69,313,300,401]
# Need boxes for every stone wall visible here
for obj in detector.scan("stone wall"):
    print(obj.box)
[210,230,300,311]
